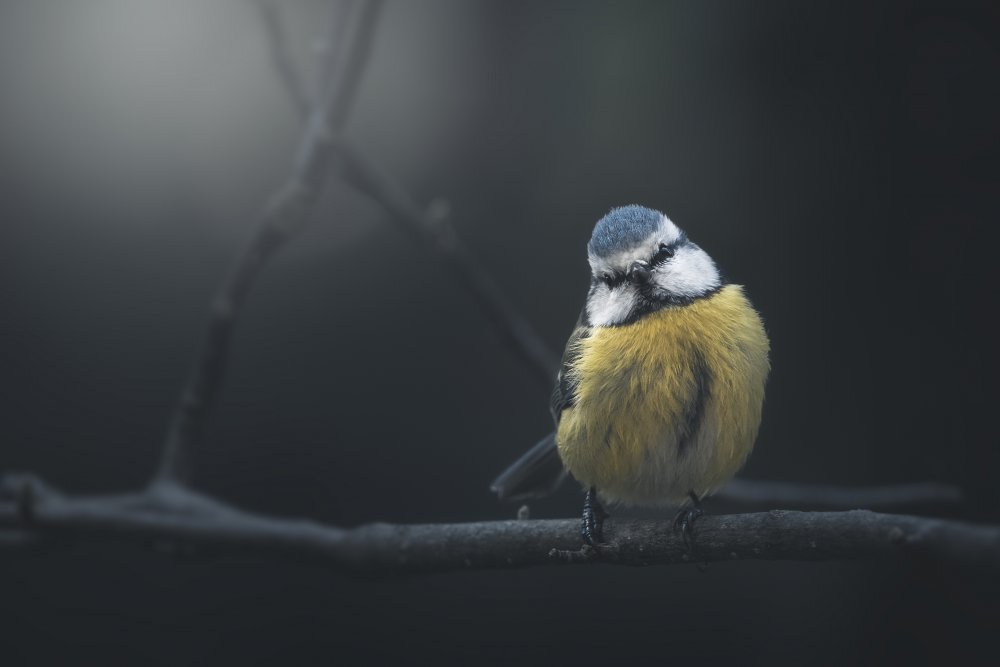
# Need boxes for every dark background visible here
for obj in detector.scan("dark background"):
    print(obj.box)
[2,0,999,664]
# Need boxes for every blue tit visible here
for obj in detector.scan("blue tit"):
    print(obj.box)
[491,205,770,544]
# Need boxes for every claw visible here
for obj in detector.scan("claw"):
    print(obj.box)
[672,490,703,554]
[581,486,607,545]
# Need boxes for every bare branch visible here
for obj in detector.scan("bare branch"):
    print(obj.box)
[1,474,997,575]
[155,0,384,484]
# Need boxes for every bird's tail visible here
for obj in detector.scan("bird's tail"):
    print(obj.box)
[490,431,567,502]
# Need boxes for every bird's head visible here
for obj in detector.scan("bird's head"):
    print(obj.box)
[585,205,721,326]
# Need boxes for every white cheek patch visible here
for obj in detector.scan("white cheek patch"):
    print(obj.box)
[651,245,720,298]
[586,285,638,327]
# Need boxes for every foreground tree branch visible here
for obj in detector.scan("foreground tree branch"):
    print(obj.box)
[0,474,995,575]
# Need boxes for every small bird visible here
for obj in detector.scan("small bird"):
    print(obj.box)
[491,205,770,544]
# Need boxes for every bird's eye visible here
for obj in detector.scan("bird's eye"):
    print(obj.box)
[601,272,625,287]
[651,243,675,266]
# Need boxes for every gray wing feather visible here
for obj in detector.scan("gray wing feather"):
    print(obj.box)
[550,308,590,423]
[489,432,566,502]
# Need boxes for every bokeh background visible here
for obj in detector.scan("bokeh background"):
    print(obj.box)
[2,0,999,664]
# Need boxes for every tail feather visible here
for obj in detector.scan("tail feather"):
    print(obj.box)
[490,432,567,502]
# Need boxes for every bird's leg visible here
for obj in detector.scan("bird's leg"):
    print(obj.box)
[581,486,609,545]
[673,490,703,552]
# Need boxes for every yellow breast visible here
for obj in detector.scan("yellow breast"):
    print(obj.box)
[556,284,770,506]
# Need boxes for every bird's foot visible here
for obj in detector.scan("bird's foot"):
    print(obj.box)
[672,490,703,555]
[581,486,609,545]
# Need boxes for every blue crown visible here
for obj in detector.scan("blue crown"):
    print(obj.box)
[587,205,664,258]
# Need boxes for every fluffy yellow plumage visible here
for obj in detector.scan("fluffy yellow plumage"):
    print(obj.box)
[556,284,770,506]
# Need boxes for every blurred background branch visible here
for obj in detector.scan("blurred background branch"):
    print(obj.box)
[253,0,311,118]
[156,0,383,484]
[713,479,966,516]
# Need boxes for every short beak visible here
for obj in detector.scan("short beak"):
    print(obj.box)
[627,260,651,285]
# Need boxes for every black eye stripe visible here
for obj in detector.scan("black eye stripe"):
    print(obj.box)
[597,240,680,286]
[651,243,676,266]
[602,272,626,287]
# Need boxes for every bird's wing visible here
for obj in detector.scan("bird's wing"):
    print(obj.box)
[489,431,565,502]
[550,306,591,424]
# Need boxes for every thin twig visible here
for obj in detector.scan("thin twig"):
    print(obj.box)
[253,0,311,117]
[1,474,996,575]
[155,0,384,484]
